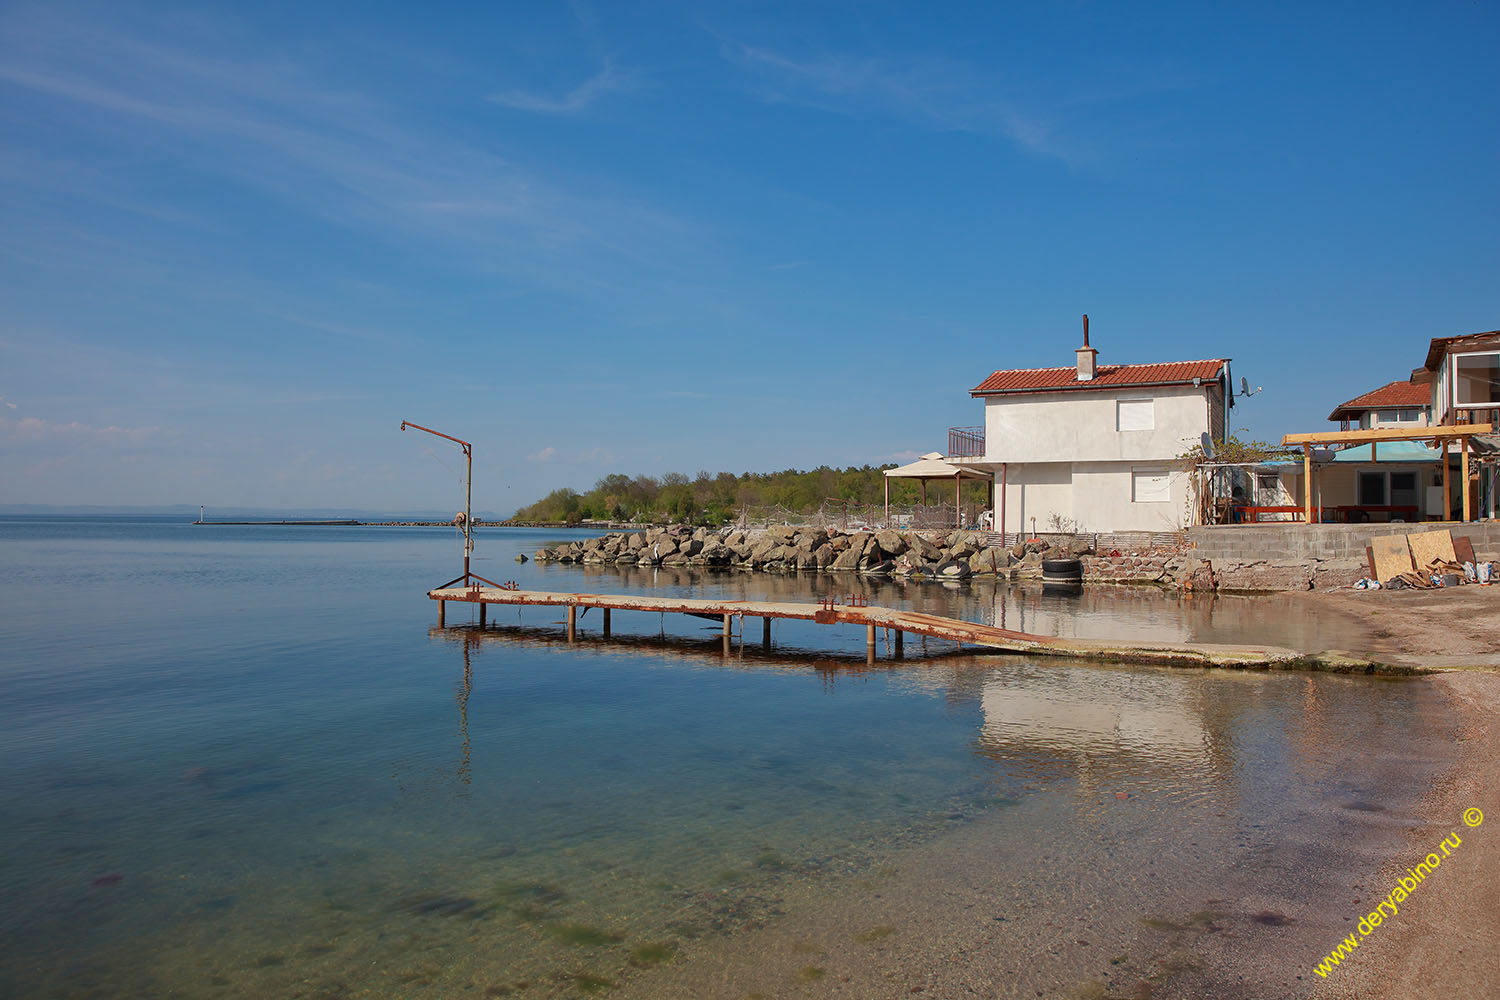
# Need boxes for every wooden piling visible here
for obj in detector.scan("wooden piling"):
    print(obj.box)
[567,605,577,642]
[438,599,445,627]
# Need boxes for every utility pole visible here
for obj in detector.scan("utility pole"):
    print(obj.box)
[401,421,474,582]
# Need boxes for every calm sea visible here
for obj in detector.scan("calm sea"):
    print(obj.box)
[0,518,1457,998]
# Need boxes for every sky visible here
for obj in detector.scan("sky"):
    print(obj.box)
[1,1,1496,515]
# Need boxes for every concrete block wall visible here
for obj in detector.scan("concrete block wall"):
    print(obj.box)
[1187,523,1500,564]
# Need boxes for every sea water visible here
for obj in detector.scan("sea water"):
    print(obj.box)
[0,519,1455,998]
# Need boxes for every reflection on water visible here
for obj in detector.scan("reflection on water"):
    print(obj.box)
[0,521,1451,999]
[537,558,1366,652]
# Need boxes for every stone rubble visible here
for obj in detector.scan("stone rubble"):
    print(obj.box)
[529,525,1336,593]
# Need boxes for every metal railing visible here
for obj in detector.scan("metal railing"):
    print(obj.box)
[947,425,985,458]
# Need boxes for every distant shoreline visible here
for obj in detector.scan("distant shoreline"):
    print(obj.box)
[191,519,650,529]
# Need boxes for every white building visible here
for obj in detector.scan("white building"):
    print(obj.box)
[1327,380,1432,431]
[950,322,1231,534]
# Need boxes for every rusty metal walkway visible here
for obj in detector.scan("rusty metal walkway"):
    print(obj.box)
[428,584,1335,670]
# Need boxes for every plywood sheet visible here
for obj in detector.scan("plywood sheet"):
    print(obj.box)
[1408,529,1456,570]
[1454,535,1477,565]
[1371,534,1415,582]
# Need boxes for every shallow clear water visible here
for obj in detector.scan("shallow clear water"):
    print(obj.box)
[0,519,1453,998]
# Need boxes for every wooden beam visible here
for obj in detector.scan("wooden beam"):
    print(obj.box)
[1302,444,1312,523]
[1442,439,1451,520]
[1462,437,1472,522]
[1282,422,1492,446]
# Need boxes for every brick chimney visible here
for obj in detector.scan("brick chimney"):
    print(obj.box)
[1075,314,1097,381]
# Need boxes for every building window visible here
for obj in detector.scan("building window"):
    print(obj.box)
[1453,352,1500,407]
[1390,472,1418,509]
[1117,398,1154,431]
[1256,473,1280,501]
[1358,472,1386,505]
[1132,468,1171,503]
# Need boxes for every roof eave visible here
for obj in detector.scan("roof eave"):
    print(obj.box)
[971,378,1221,398]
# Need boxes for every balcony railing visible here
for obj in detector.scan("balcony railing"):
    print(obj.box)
[947,425,985,458]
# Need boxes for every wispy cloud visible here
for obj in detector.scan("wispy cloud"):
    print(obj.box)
[0,415,160,444]
[0,5,693,284]
[720,40,1073,162]
[527,446,558,462]
[489,63,633,114]
[0,395,17,409]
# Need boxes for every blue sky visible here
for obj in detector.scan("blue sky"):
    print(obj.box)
[2,1,1495,514]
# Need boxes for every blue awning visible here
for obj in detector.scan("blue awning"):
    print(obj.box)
[1329,441,1441,463]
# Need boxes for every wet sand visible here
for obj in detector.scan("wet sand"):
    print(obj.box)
[1295,585,1500,668]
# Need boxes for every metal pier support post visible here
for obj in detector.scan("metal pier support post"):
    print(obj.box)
[603,608,611,636]
[762,616,772,649]
[867,624,877,650]
[567,606,577,642]
[894,629,903,658]
[438,600,445,627]
[478,603,486,627]
[722,613,731,638]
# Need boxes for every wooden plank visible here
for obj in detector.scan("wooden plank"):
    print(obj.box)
[1462,437,1472,522]
[1281,422,1492,446]
[1365,545,1376,580]
[1454,535,1477,565]
[1370,534,1416,582]
[1408,529,1456,570]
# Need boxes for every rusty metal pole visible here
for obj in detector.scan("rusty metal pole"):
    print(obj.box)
[603,608,611,636]
[567,605,577,642]
[401,420,475,582]
[479,602,486,627]
[894,630,903,658]
[762,616,771,648]
[465,443,472,580]
[438,599,445,627]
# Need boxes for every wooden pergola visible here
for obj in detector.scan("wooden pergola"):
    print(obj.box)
[1280,423,1494,523]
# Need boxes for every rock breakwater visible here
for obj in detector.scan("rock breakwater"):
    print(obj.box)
[533,525,1234,588]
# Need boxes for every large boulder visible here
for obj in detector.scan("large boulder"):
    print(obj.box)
[908,534,942,562]
[813,543,836,569]
[947,532,982,560]
[861,559,894,576]
[767,525,798,543]
[874,529,908,557]
[829,545,864,571]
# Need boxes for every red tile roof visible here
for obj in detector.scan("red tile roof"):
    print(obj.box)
[970,359,1228,396]
[1327,380,1431,421]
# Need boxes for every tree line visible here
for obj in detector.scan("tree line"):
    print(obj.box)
[510,465,967,525]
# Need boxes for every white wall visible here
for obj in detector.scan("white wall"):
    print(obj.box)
[983,384,1212,465]
[992,461,1190,533]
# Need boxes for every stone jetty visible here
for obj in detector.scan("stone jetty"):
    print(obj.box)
[532,524,1224,588]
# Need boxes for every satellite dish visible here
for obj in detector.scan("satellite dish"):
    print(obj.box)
[1241,376,1249,395]
[1201,431,1214,458]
